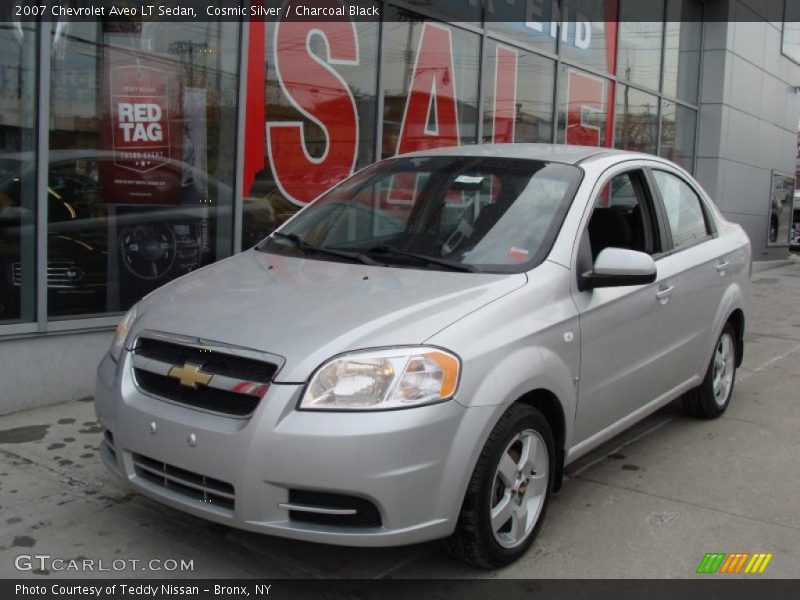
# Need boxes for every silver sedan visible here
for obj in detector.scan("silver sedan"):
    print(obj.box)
[95,144,751,568]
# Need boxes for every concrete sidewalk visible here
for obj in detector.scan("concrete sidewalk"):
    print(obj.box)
[1,260,798,579]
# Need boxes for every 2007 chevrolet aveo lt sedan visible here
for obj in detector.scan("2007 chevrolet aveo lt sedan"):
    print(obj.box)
[96,145,751,567]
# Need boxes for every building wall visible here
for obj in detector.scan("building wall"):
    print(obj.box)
[0,330,112,416]
[696,0,800,260]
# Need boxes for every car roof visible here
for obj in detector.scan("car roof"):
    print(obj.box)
[399,143,646,165]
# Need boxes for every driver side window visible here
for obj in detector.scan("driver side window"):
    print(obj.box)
[587,170,661,260]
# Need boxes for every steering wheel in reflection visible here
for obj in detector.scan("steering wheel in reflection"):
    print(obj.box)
[119,223,177,280]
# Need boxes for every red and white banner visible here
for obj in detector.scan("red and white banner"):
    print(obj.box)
[101,48,182,205]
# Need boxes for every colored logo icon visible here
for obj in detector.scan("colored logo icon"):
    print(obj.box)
[696,552,773,574]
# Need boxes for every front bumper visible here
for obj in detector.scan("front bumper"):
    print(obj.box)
[95,352,492,546]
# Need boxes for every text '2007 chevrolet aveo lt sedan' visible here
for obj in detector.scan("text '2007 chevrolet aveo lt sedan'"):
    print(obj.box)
[95,144,751,567]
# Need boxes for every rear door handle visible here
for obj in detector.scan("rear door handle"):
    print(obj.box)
[715,261,730,275]
[656,285,675,304]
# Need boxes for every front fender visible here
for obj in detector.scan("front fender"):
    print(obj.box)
[457,345,577,443]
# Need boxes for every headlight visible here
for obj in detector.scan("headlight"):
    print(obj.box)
[109,304,139,362]
[299,347,460,411]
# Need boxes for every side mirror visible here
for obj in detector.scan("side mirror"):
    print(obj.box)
[580,247,657,291]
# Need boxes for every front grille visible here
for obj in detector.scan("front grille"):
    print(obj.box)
[134,368,260,417]
[136,338,276,383]
[132,337,279,418]
[132,453,235,512]
[287,490,382,528]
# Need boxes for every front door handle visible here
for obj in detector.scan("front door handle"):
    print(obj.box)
[715,261,730,275]
[656,285,675,304]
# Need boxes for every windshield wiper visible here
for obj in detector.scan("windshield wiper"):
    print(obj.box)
[268,232,384,267]
[364,245,478,273]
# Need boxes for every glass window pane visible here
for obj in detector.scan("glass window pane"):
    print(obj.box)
[614,85,659,154]
[616,19,664,92]
[591,171,661,256]
[663,0,702,102]
[782,1,800,64]
[242,17,379,249]
[557,65,612,147]
[652,169,709,249]
[487,0,559,58]
[767,173,794,246]
[382,10,480,158]
[0,21,37,325]
[660,101,697,172]
[47,21,240,319]
[487,22,556,55]
[558,1,617,75]
[482,41,555,143]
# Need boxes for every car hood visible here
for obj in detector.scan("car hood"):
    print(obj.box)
[131,249,527,382]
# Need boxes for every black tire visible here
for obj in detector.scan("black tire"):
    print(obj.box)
[683,323,738,419]
[445,404,555,568]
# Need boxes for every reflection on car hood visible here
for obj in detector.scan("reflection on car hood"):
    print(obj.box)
[132,249,527,382]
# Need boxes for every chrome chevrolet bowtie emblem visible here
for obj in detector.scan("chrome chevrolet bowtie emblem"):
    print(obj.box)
[168,362,212,389]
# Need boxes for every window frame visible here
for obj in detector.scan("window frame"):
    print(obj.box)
[646,166,717,255]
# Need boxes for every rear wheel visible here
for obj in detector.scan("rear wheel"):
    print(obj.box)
[446,404,554,568]
[683,323,737,419]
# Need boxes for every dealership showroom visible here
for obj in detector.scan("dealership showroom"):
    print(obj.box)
[1,0,800,584]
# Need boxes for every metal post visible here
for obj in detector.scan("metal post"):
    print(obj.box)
[36,22,51,331]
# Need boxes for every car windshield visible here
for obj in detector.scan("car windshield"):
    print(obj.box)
[257,156,582,273]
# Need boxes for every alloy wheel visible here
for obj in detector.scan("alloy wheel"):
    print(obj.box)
[490,429,549,548]
[712,333,735,407]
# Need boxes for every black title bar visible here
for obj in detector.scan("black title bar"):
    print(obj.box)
[0,0,791,23]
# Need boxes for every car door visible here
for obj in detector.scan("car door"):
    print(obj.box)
[572,164,685,444]
[646,165,739,381]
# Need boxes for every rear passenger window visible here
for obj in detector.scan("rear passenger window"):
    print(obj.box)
[651,170,710,250]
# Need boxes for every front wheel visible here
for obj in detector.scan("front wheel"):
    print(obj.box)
[683,323,737,419]
[445,404,554,568]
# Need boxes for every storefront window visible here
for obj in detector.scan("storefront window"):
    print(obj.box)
[482,40,555,144]
[614,85,659,154]
[47,20,240,318]
[767,172,794,246]
[782,0,800,64]
[616,18,663,92]
[557,65,612,147]
[487,22,556,56]
[663,0,702,102]
[382,10,480,158]
[242,17,379,250]
[660,100,696,172]
[0,21,37,325]
[558,0,618,76]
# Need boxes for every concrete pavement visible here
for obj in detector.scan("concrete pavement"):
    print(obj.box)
[1,259,798,579]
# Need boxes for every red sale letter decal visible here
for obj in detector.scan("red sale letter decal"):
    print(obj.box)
[565,69,605,147]
[396,22,460,153]
[493,45,518,143]
[267,19,359,205]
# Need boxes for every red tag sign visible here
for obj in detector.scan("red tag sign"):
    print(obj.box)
[110,66,171,174]
[102,49,182,205]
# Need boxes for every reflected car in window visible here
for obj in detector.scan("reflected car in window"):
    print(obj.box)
[95,144,751,568]
[0,150,234,319]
